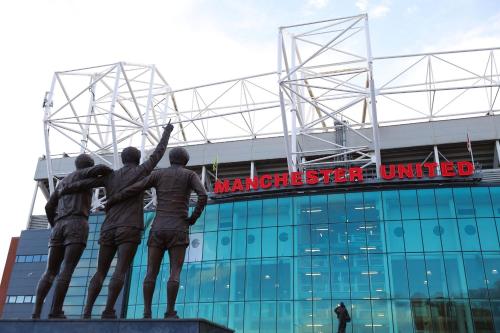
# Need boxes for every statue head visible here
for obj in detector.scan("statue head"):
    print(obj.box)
[169,147,189,166]
[121,147,141,165]
[75,153,95,169]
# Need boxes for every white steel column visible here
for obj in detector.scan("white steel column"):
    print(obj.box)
[141,65,156,162]
[364,15,382,178]
[496,140,500,165]
[81,75,96,152]
[109,64,121,169]
[201,165,207,185]
[43,74,57,194]
[250,161,255,178]
[433,145,441,175]
[289,35,299,172]
[26,182,39,229]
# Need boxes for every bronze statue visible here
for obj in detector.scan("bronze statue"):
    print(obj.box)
[33,154,112,319]
[106,147,207,319]
[60,123,174,319]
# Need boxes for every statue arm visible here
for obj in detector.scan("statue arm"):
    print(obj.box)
[45,189,60,227]
[106,172,158,207]
[59,177,106,196]
[186,172,208,225]
[138,123,173,176]
[79,164,113,178]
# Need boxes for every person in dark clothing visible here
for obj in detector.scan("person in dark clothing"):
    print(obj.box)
[60,123,174,319]
[106,147,208,319]
[32,154,112,319]
[334,302,350,333]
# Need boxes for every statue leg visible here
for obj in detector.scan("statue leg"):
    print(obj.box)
[32,246,64,319]
[165,245,186,318]
[49,243,85,318]
[143,246,164,318]
[83,244,116,318]
[102,242,138,318]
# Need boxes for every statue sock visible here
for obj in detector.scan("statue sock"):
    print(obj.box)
[33,277,53,317]
[143,279,156,317]
[166,280,180,314]
[50,278,70,316]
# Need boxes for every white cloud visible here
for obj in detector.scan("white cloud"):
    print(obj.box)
[355,0,368,12]
[406,5,418,14]
[307,0,330,9]
[355,0,390,19]
[371,4,390,18]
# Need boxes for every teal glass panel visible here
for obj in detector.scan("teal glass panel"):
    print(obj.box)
[244,302,260,333]
[229,260,245,302]
[198,303,213,321]
[247,228,262,258]
[472,187,494,217]
[313,300,333,333]
[402,220,423,252]
[440,219,461,251]
[248,200,262,228]
[212,302,228,327]
[294,225,311,256]
[366,221,385,253]
[417,189,437,219]
[453,188,475,218]
[386,220,406,252]
[184,262,201,303]
[470,300,495,333]
[330,255,351,300]
[202,232,217,261]
[329,223,348,254]
[277,197,293,226]
[217,230,231,260]
[483,252,500,298]
[391,300,415,333]
[443,252,468,298]
[490,187,500,217]
[490,300,500,333]
[363,191,384,221]
[260,301,277,333]
[328,193,346,223]
[218,203,233,229]
[382,190,401,220]
[406,253,429,298]
[199,262,215,302]
[204,205,219,232]
[262,198,278,227]
[245,258,261,301]
[310,195,328,224]
[421,219,442,252]
[277,257,293,300]
[294,196,310,225]
[372,300,393,333]
[311,256,330,300]
[277,226,293,257]
[294,256,312,300]
[228,302,244,333]
[424,253,448,298]
[477,218,500,251]
[350,299,372,333]
[261,258,277,300]
[458,218,480,251]
[213,260,230,302]
[410,300,432,332]
[294,300,313,333]
[231,229,246,259]
[276,301,293,333]
[435,188,456,218]
[369,253,390,299]
[400,189,419,219]
[463,252,489,298]
[262,227,277,257]
[233,201,247,229]
[310,224,329,255]
[347,222,366,254]
[349,253,370,299]
[346,192,364,222]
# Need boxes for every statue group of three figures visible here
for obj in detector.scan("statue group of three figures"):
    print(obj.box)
[32,122,208,320]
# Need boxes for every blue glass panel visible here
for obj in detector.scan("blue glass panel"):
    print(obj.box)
[421,219,442,252]
[295,225,311,256]
[330,255,351,300]
[294,300,313,333]
[363,191,384,221]
[198,303,213,321]
[348,222,366,254]
[313,300,333,333]
[369,253,390,299]
[262,227,277,257]
[453,188,475,218]
[424,253,448,298]
[231,229,246,259]
[310,224,329,255]
[261,258,277,300]
[260,301,277,333]
[372,300,393,333]
[366,221,385,253]
[202,232,217,261]
[184,263,201,303]
[443,252,468,298]
[350,299,372,333]
[328,193,346,223]
[177,266,188,304]
[276,301,293,333]
[212,302,228,327]
[470,300,495,332]
[406,253,429,298]
[247,228,262,258]
[329,223,348,254]
[346,192,364,222]
[262,198,278,227]
[199,261,215,302]
[277,226,293,257]
[382,190,401,220]
[400,190,419,219]
[403,219,423,252]
[386,220,406,252]
[229,260,246,302]
[391,300,415,333]
[233,201,247,229]
[277,197,293,226]
[277,258,293,300]
[417,189,437,219]
[483,252,500,298]
[228,302,244,333]
[472,187,494,217]
[245,258,261,301]
[204,205,219,232]
[244,302,260,333]
[463,252,489,298]
[294,196,310,225]
[218,203,233,229]
[310,195,328,224]
[435,188,456,218]
[490,187,500,217]
[213,261,230,302]
[311,256,330,300]
[294,256,312,300]
[248,200,262,228]
[217,230,231,260]
[440,219,461,251]
[458,218,480,251]
[477,218,500,251]
[349,253,370,299]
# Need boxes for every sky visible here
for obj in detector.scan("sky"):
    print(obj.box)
[0,0,499,278]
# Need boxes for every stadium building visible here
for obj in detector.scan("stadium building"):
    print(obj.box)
[2,15,500,333]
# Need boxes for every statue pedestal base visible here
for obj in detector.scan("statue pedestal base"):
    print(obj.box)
[0,318,234,333]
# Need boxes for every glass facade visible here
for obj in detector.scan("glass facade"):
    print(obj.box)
[122,186,500,332]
